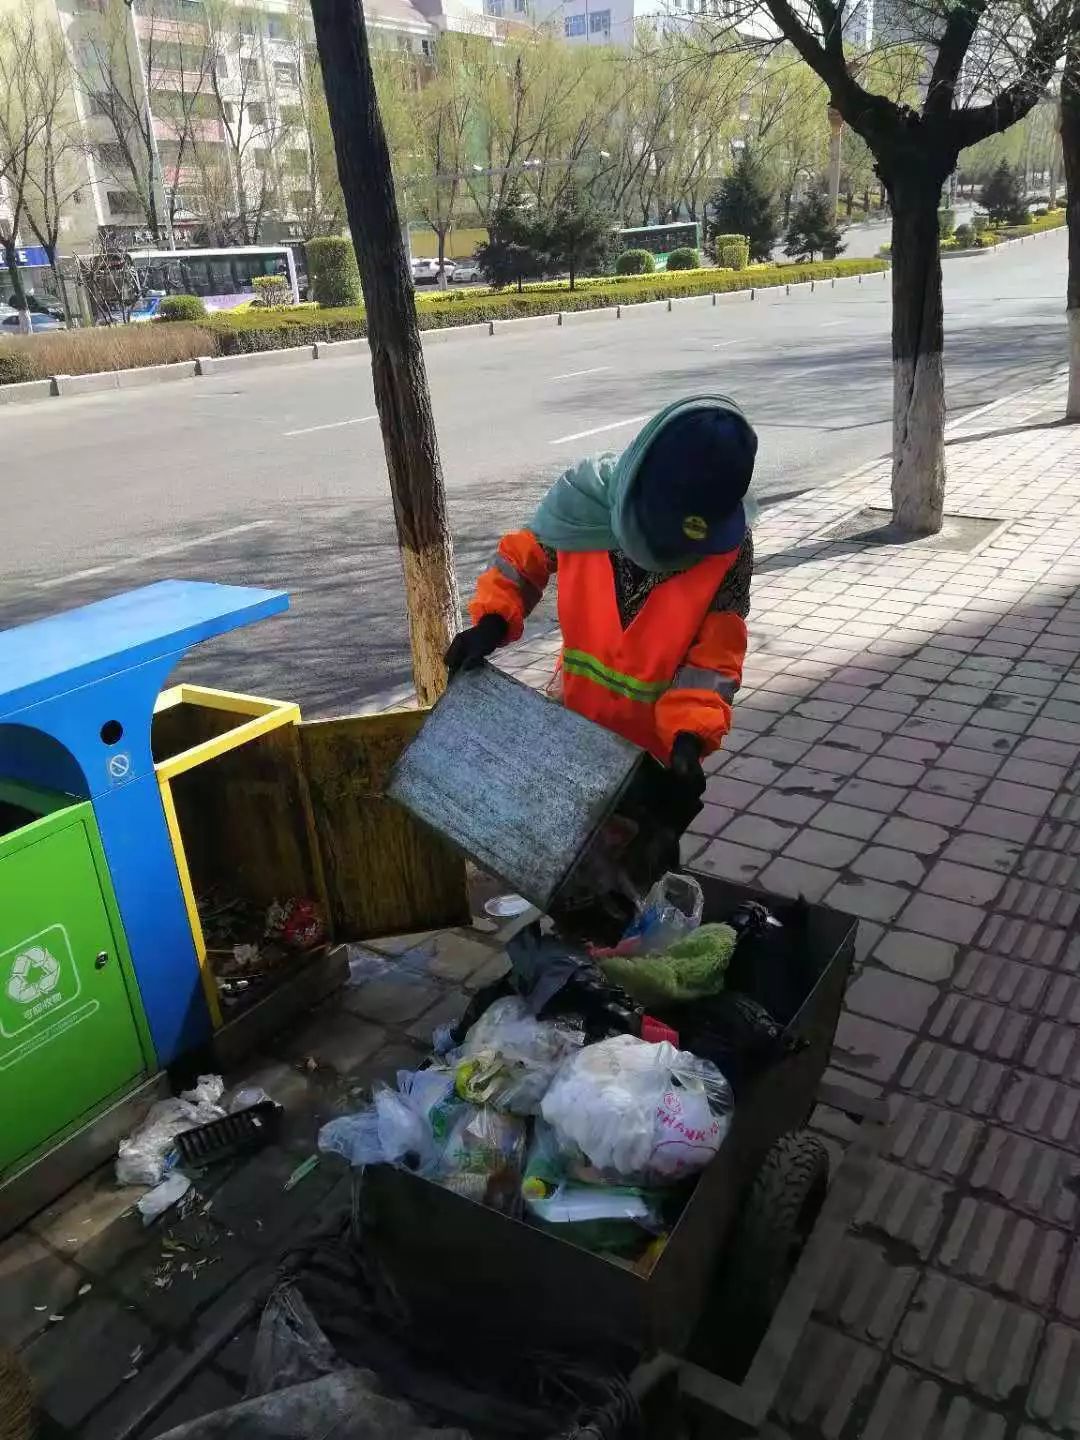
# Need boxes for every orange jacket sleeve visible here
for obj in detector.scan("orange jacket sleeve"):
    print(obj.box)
[468,529,555,643]
[654,610,747,757]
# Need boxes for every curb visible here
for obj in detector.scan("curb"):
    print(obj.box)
[0,267,888,409]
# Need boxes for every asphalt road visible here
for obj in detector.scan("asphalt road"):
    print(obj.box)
[1,230,1068,713]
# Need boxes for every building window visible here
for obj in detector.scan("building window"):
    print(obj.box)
[274,61,299,86]
[95,142,125,167]
[239,12,257,36]
[589,7,610,30]
[484,0,505,14]
[240,58,260,82]
[564,13,586,35]
[513,0,526,11]
[247,101,266,125]
[107,190,140,214]
[267,17,288,38]
[420,37,433,55]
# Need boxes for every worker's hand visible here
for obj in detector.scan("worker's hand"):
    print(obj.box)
[669,731,706,799]
[444,613,509,677]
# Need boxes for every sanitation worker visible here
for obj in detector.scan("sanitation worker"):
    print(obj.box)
[446,394,755,814]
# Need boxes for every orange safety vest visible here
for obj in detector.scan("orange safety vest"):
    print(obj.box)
[557,549,737,760]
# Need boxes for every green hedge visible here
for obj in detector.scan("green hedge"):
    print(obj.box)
[615,248,655,275]
[996,210,1066,239]
[306,235,361,307]
[204,257,887,354]
[665,247,701,271]
[158,294,206,321]
[0,350,38,384]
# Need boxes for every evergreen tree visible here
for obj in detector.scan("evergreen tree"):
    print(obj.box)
[784,184,846,263]
[474,186,547,292]
[709,151,778,263]
[979,161,1029,226]
[545,183,615,291]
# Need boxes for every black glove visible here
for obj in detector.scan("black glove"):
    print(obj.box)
[669,731,706,799]
[444,613,509,677]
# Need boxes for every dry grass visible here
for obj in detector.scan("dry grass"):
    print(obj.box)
[0,322,210,381]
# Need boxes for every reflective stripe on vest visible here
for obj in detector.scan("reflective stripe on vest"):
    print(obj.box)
[672,665,740,701]
[562,648,671,703]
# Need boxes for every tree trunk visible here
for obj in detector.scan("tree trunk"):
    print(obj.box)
[888,171,948,534]
[4,242,27,308]
[310,0,459,705]
[1063,31,1080,420]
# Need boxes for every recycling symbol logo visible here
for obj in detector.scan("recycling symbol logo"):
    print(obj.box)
[7,946,61,1005]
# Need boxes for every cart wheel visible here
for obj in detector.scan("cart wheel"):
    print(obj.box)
[712,1131,829,1368]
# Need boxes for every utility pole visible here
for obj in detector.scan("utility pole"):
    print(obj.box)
[308,0,459,705]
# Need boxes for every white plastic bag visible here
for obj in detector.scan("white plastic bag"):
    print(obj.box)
[454,996,583,1114]
[613,873,704,957]
[115,1088,227,1187]
[540,1034,733,1185]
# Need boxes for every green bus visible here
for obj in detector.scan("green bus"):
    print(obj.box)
[615,221,702,268]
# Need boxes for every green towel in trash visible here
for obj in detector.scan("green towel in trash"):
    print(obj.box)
[597,923,738,1007]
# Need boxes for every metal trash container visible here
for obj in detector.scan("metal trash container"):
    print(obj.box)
[388,663,695,939]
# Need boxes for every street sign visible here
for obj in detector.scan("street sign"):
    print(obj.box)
[14,246,49,268]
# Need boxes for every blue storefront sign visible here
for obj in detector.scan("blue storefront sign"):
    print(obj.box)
[14,246,49,268]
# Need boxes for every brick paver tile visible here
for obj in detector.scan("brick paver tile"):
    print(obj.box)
[846,968,939,1029]
[875,931,957,982]
[686,801,734,836]
[1027,1324,1080,1435]
[783,828,863,868]
[853,845,927,886]
[924,859,1006,906]
[745,735,812,764]
[919,767,989,802]
[964,803,1042,842]
[801,743,866,776]
[971,1126,1080,1228]
[899,893,985,944]
[980,779,1056,817]
[725,754,788,786]
[978,914,1067,966]
[861,755,928,787]
[855,1159,948,1257]
[816,1236,918,1346]
[997,1073,1080,1149]
[859,1365,1008,1440]
[952,951,1050,1011]
[833,1012,916,1084]
[898,791,973,826]
[942,833,1022,873]
[1001,756,1070,789]
[808,801,884,840]
[886,1099,983,1181]
[875,815,950,854]
[836,778,907,813]
[898,1041,1008,1115]
[773,714,834,743]
[879,735,942,764]
[936,744,1005,777]
[929,994,1030,1060]
[893,1272,1043,1402]
[695,838,770,883]
[704,775,763,809]
[773,1321,883,1440]
[938,1197,1066,1307]
[759,856,836,901]
[716,807,795,850]
[24,1297,158,1430]
[827,876,909,921]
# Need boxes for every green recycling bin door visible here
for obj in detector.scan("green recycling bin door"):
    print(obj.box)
[0,788,155,1179]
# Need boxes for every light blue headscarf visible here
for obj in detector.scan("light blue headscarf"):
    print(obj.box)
[529,394,757,573]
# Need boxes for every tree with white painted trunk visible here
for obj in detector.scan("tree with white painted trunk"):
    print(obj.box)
[1064,14,1080,419]
[740,0,1073,534]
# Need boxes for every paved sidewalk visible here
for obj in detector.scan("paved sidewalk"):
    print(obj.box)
[7,371,1080,1437]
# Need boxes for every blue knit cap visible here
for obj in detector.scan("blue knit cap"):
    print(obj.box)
[630,408,757,560]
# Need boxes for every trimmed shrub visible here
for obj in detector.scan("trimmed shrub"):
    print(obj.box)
[306,235,361,307]
[937,208,955,238]
[0,349,39,384]
[615,248,655,275]
[251,273,293,308]
[714,234,750,270]
[953,222,974,247]
[665,247,701,271]
[973,230,997,248]
[972,211,990,234]
[158,293,206,321]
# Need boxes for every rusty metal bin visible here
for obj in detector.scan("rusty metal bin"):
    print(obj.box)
[360,872,857,1359]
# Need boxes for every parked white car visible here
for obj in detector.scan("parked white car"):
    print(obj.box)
[411,257,455,284]
[450,258,483,284]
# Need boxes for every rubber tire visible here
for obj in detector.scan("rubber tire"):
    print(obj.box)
[712,1131,830,1368]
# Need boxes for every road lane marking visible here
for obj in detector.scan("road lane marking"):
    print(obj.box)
[283,416,376,436]
[711,340,739,349]
[550,366,610,381]
[36,521,275,590]
[819,320,844,328]
[550,415,648,446]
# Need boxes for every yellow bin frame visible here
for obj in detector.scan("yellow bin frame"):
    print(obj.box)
[154,683,304,1028]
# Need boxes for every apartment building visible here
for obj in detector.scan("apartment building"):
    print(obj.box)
[0,0,497,254]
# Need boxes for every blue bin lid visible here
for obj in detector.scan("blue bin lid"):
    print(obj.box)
[0,579,288,719]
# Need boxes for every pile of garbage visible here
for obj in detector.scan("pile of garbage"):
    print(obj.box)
[199,892,326,1010]
[319,876,812,1268]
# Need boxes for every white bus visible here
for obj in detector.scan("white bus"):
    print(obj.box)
[126,244,301,316]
